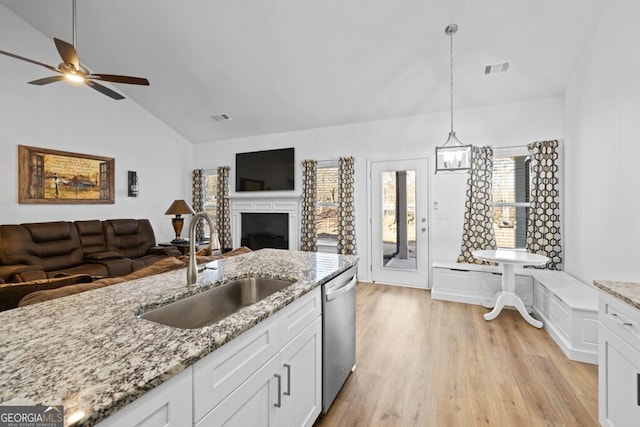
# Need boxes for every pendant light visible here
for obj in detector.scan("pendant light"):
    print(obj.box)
[435,24,472,173]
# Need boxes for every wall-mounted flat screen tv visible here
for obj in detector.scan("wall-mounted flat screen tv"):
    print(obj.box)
[236,147,295,192]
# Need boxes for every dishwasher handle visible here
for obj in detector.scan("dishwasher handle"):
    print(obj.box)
[326,275,357,301]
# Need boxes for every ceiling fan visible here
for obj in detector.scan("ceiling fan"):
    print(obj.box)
[0,0,149,100]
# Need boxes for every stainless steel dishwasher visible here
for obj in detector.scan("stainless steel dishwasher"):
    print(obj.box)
[322,266,357,413]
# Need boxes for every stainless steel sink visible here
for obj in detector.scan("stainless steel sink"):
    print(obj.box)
[139,277,294,329]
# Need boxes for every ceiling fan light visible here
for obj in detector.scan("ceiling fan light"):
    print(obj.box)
[64,72,84,83]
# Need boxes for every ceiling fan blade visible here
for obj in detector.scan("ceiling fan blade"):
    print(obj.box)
[53,38,80,69]
[29,75,65,86]
[85,80,125,100]
[0,49,59,73]
[90,74,150,86]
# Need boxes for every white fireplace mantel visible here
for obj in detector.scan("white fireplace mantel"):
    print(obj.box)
[229,194,301,250]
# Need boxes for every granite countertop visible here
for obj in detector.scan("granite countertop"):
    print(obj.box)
[593,279,640,310]
[0,249,358,427]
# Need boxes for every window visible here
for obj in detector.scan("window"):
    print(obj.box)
[492,150,530,249]
[203,170,217,238]
[316,163,339,243]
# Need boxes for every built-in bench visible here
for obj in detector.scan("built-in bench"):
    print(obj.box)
[530,270,599,364]
[431,261,534,311]
[432,262,599,364]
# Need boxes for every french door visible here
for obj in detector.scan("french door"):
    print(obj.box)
[369,158,429,288]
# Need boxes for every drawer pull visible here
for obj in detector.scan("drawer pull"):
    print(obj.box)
[611,312,635,327]
[284,364,291,396]
[637,373,640,406]
[274,374,282,408]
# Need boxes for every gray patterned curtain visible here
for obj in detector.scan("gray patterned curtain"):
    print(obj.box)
[300,160,318,252]
[216,166,231,250]
[526,140,563,270]
[337,156,356,255]
[191,169,205,242]
[459,146,497,264]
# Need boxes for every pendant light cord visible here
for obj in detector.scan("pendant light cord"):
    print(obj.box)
[449,25,454,134]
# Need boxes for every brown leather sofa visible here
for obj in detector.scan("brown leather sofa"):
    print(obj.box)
[0,219,179,284]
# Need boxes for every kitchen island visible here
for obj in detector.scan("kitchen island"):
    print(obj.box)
[0,249,358,426]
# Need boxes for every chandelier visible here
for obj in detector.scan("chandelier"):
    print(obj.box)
[435,24,472,173]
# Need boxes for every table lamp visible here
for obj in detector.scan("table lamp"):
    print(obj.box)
[165,199,195,243]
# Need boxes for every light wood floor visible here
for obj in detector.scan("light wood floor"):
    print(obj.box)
[315,282,598,427]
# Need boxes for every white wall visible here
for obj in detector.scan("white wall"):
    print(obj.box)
[564,2,640,283]
[195,97,563,282]
[0,7,193,242]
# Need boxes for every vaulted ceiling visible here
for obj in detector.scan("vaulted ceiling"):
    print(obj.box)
[0,0,607,144]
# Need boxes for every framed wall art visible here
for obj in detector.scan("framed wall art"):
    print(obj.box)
[18,145,115,204]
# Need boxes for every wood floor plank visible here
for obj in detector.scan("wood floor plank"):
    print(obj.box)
[315,282,598,427]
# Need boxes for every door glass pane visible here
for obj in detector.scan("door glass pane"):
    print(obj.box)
[381,170,416,269]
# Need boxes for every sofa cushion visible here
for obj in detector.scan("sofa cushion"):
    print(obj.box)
[15,268,48,282]
[103,219,157,259]
[0,225,40,266]
[19,257,188,308]
[110,219,139,236]
[75,220,109,255]
[0,223,85,271]
[24,222,71,242]
[0,274,92,311]
[85,252,124,261]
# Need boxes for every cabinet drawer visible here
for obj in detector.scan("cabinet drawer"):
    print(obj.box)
[600,293,640,352]
[193,314,280,423]
[279,287,321,345]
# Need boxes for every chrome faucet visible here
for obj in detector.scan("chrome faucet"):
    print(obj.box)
[187,212,221,286]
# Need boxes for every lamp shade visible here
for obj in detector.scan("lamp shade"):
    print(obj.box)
[165,199,195,215]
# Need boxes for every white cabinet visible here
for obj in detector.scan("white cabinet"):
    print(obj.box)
[195,288,322,427]
[193,314,280,421]
[197,318,321,427]
[599,292,640,426]
[197,355,281,427]
[95,366,192,427]
[279,317,322,427]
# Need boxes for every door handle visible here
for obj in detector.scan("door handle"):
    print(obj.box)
[326,275,357,301]
[284,364,291,396]
[274,373,282,408]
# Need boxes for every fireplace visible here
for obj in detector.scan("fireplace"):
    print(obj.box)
[230,196,300,251]
[241,213,289,250]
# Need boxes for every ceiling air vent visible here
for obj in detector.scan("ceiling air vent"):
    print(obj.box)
[484,61,510,75]
[212,113,232,122]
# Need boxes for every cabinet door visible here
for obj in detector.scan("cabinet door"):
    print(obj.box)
[197,355,280,427]
[280,317,322,427]
[193,314,280,422]
[96,367,192,427]
[599,325,640,427]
